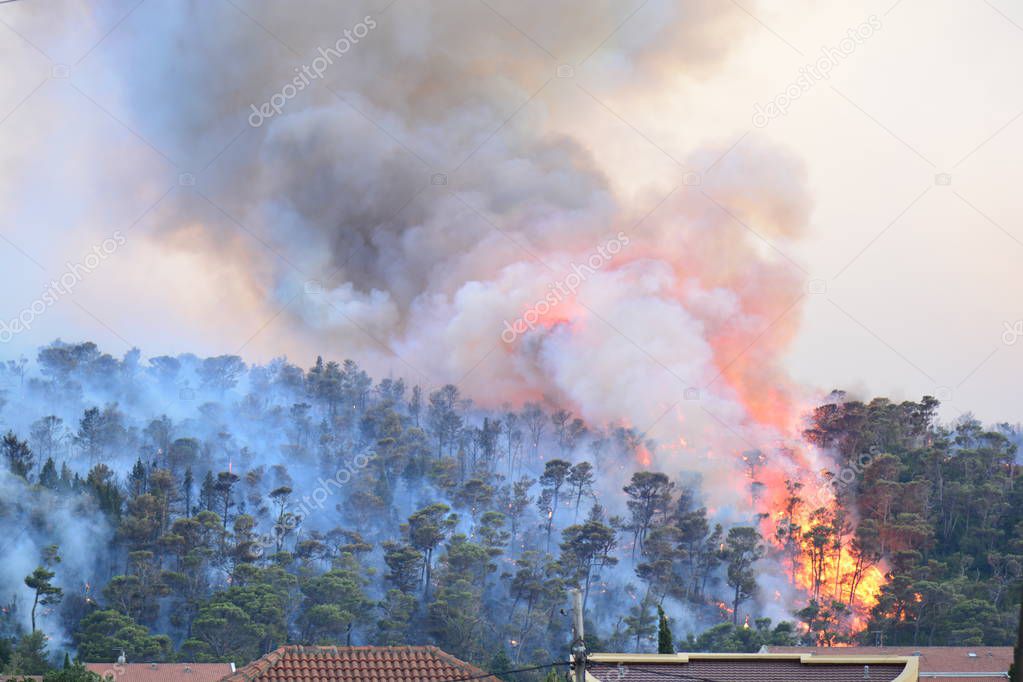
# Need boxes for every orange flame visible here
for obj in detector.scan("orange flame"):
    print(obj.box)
[754,452,885,637]
[652,404,885,637]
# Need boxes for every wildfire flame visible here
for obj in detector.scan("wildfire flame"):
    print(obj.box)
[757,458,885,633]
[654,403,886,638]
[637,445,653,468]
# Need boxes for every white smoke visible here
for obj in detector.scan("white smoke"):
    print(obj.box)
[4,0,818,537]
[0,0,826,640]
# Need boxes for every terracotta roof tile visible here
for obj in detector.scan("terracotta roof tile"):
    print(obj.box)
[85,663,234,682]
[221,646,499,682]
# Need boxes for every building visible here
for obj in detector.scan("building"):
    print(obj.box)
[84,663,235,682]
[584,652,920,682]
[220,645,499,682]
[761,647,1014,682]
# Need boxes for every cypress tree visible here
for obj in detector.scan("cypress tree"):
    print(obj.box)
[657,606,674,654]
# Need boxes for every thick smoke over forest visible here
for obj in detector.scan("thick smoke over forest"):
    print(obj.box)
[0,341,790,659]
[0,1,1020,676]
[3,1,814,458]
[0,341,1020,674]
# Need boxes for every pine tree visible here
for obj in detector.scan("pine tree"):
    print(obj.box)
[38,457,59,489]
[487,649,513,679]
[624,596,658,652]
[406,504,457,599]
[24,546,62,632]
[45,660,103,682]
[2,431,34,479]
[128,458,147,498]
[15,630,50,674]
[198,471,216,512]
[723,527,764,625]
[59,461,74,490]
[182,467,194,516]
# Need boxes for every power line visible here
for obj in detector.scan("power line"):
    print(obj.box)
[587,663,726,682]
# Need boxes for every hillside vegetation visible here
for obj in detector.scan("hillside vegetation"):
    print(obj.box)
[0,341,1018,677]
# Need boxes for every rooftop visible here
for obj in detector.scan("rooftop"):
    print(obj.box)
[585,652,919,682]
[761,647,1013,681]
[84,663,235,682]
[221,645,499,682]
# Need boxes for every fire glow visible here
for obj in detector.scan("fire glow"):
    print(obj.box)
[656,407,886,637]
[608,275,886,638]
[761,472,886,634]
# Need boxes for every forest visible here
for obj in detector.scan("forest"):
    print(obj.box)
[0,340,1019,679]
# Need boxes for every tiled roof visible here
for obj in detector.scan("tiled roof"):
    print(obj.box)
[221,646,499,682]
[586,653,915,682]
[762,647,1013,681]
[84,663,234,682]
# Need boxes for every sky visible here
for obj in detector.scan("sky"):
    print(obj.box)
[1,0,1022,426]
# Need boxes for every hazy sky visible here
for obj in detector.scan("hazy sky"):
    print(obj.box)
[1,0,1021,425]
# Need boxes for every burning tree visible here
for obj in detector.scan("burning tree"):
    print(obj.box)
[24,545,62,633]
[723,527,764,626]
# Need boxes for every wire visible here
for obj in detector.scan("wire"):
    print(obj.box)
[434,660,571,682]
[0,527,27,556]
[437,659,722,682]
[586,663,725,682]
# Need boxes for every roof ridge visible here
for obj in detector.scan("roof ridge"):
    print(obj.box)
[269,644,467,655]
[218,644,500,682]
[221,645,289,682]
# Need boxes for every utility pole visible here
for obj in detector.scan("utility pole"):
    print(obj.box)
[1013,582,1021,682]
[571,588,586,682]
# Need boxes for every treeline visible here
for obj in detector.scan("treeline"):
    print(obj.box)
[0,341,793,678]
[806,396,1023,645]
[0,342,1018,679]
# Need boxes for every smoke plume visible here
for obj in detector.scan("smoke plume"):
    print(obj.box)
[0,0,826,633]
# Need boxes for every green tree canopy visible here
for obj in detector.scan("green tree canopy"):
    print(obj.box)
[74,610,171,663]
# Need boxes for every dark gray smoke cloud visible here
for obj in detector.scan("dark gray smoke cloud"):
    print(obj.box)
[0,0,824,636]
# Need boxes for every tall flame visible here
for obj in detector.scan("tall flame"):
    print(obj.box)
[657,392,885,637]
[760,472,886,635]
